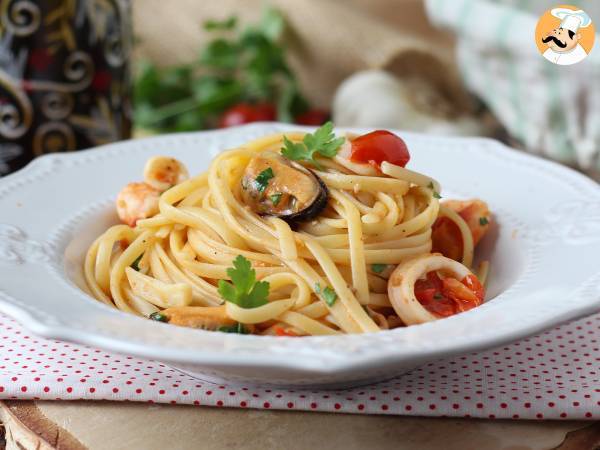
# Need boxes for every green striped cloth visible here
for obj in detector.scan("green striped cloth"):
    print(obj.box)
[425,0,600,172]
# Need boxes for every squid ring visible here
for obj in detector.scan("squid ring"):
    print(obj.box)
[388,254,474,325]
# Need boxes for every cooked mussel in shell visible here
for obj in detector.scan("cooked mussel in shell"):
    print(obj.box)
[241,152,328,222]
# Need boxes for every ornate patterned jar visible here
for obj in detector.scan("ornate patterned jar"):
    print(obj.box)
[0,0,132,175]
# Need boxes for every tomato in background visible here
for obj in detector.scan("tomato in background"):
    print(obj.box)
[219,103,276,128]
[295,109,329,126]
[350,130,410,169]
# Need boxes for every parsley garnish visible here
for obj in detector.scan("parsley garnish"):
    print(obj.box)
[218,255,270,309]
[281,121,345,169]
[371,263,388,274]
[479,217,489,226]
[433,293,443,300]
[428,181,442,199]
[255,167,274,193]
[315,282,338,306]
[218,323,250,334]
[270,193,282,206]
[131,253,144,271]
[149,311,168,322]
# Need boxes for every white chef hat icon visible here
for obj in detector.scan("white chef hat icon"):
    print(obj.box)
[551,8,592,33]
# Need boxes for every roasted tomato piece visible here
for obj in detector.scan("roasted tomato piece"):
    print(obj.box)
[432,199,491,261]
[414,271,484,317]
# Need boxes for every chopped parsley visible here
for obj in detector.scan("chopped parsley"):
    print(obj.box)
[270,192,282,206]
[255,167,274,193]
[218,323,250,334]
[149,311,168,322]
[315,282,338,306]
[479,217,489,226]
[433,293,444,300]
[371,263,388,274]
[427,181,442,199]
[131,253,144,271]
[281,121,344,169]
[218,255,270,309]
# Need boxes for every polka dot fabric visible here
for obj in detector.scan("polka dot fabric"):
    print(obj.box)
[0,312,597,419]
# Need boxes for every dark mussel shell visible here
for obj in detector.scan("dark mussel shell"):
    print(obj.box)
[241,154,329,224]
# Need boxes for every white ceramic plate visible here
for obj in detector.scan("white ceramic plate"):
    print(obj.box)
[1,123,599,388]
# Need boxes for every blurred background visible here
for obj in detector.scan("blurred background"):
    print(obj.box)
[1,0,599,180]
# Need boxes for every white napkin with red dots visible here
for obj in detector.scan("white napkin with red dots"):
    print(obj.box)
[0,311,597,419]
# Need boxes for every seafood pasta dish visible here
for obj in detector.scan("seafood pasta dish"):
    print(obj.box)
[84,123,492,336]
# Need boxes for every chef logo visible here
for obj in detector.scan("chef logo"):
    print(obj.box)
[535,5,595,65]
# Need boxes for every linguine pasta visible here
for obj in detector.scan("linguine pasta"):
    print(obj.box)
[84,127,490,336]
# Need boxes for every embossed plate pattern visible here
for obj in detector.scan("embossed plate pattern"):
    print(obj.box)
[0,123,598,387]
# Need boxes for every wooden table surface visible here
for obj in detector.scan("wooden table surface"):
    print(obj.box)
[0,401,598,450]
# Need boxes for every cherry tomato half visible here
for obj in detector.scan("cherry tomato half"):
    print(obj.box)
[219,103,277,128]
[350,130,410,169]
[295,109,329,126]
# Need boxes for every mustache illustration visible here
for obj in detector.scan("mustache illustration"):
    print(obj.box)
[542,35,567,48]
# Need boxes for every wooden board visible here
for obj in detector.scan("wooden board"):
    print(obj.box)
[1,401,596,450]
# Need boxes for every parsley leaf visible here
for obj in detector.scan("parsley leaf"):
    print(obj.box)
[131,253,144,271]
[479,217,489,226]
[427,181,442,199]
[255,167,274,193]
[259,7,284,41]
[218,255,270,309]
[315,282,338,306]
[218,323,250,334]
[322,287,338,306]
[203,16,237,31]
[371,263,388,274]
[281,121,345,169]
[149,311,168,322]
[270,193,282,206]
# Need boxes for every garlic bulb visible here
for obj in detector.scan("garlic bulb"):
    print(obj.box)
[333,70,485,136]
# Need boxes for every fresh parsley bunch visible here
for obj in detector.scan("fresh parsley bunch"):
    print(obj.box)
[134,8,308,132]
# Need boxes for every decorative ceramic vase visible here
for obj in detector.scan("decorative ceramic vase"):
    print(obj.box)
[0,0,132,175]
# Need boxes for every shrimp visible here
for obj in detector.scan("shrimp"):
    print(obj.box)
[143,156,189,191]
[159,306,255,332]
[116,156,188,227]
[116,182,160,227]
[432,199,491,261]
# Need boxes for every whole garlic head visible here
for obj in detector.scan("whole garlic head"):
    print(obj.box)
[333,70,485,136]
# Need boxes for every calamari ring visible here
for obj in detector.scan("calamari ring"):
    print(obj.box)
[388,254,474,325]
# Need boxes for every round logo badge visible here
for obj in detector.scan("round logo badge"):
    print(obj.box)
[535,5,595,65]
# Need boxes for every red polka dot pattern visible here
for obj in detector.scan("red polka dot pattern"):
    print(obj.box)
[0,312,597,419]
